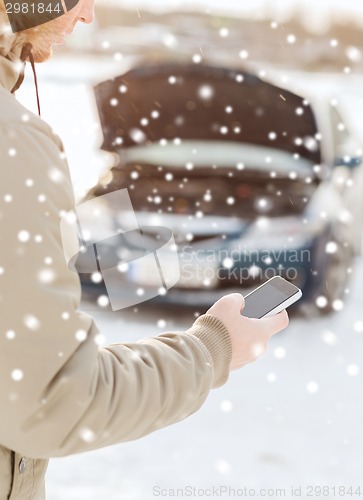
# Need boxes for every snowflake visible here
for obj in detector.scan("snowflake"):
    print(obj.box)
[306,381,319,393]
[90,272,102,284]
[97,295,109,308]
[325,241,338,255]
[267,372,277,383]
[304,136,318,152]
[117,262,129,273]
[347,364,359,376]
[11,369,23,381]
[239,50,249,59]
[353,321,363,333]
[332,299,344,312]
[157,319,166,329]
[316,295,328,308]
[94,334,106,346]
[162,33,177,48]
[38,269,55,283]
[197,84,214,101]
[256,198,269,210]
[129,128,146,144]
[192,54,202,63]
[113,52,122,62]
[274,347,286,359]
[220,400,233,412]
[80,427,96,443]
[18,230,30,242]
[75,330,87,342]
[287,34,296,44]
[215,459,231,474]
[321,330,337,346]
[24,315,40,330]
[346,46,361,63]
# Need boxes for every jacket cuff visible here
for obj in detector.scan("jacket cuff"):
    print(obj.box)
[186,314,233,388]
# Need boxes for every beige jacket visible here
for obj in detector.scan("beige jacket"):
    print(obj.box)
[0,23,232,500]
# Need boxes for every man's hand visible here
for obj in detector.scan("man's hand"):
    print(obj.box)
[206,293,289,371]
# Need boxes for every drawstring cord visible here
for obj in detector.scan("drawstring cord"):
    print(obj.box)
[19,42,42,117]
[29,50,41,117]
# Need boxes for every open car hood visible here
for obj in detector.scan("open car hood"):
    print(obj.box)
[94,62,321,165]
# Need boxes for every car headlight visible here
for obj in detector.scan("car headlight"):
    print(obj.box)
[237,216,325,251]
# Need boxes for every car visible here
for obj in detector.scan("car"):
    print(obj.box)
[77,62,363,313]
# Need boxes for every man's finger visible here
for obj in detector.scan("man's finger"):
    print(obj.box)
[258,310,289,337]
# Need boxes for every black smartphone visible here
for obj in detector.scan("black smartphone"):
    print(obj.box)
[242,276,302,319]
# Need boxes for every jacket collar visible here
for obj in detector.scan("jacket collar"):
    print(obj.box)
[0,20,27,92]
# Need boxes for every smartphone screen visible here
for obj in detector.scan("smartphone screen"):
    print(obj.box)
[242,276,301,319]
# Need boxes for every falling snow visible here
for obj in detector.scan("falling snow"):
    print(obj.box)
[75,330,88,342]
[11,369,24,382]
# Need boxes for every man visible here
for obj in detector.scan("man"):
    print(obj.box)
[0,1,289,498]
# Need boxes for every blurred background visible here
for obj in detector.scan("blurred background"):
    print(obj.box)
[17,0,363,498]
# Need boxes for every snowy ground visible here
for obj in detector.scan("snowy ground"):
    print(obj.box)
[15,57,363,500]
[43,257,363,500]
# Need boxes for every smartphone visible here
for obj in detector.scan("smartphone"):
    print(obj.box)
[242,276,302,319]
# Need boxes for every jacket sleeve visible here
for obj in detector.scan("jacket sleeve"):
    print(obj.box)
[0,121,232,459]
